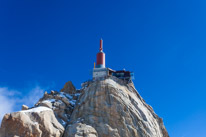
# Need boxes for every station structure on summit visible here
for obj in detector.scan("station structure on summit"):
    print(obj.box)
[93,39,134,82]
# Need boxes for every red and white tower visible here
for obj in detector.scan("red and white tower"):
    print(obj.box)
[96,39,105,68]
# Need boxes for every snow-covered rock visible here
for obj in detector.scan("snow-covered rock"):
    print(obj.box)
[0,79,169,137]
[0,106,64,137]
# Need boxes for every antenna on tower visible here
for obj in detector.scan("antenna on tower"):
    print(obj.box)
[100,38,103,51]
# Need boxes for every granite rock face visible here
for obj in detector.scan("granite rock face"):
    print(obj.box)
[64,123,98,137]
[0,107,64,137]
[0,78,169,137]
[67,78,169,137]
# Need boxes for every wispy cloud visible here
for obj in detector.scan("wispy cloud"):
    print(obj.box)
[20,86,45,107]
[0,86,45,123]
[0,87,16,122]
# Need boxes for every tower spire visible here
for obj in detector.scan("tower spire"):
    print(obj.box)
[100,38,103,51]
[96,38,105,68]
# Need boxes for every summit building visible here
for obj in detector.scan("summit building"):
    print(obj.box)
[93,39,134,82]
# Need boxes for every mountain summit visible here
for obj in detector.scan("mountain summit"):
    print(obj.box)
[0,76,169,137]
[0,40,169,136]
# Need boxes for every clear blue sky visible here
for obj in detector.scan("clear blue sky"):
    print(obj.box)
[0,0,206,136]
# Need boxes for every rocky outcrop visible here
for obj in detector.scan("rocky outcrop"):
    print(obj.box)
[22,104,29,110]
[34,84,81,126]
[64,123,98,137]
[60,81,76,94]
[66,78,169,137]
[0,78,169,137]
[0,81,80,137]
[0,107,64,137]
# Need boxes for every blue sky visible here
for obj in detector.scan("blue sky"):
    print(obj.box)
[0,0,206,136]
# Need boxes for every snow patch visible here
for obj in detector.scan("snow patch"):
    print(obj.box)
[34,122,38,125]
[59,92,66,98]
[65,94,73,99]
[74,93,81,96]
[21,106,52,113]
[70,100,76,105]
[42,99,55,103]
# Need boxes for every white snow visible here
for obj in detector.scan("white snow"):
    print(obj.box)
[34,122,38,125]
[65,94,73,99]
[70,100,76,105]
[20,106,52,113]
[42,99,55,103]
[74,93,81,96]
[60,119,66,126]
[57,100,64,104]
[59,92,66,98]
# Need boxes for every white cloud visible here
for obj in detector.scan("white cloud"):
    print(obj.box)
[20,86,45,107]
[0,86,45,123]
[0,87,16,122]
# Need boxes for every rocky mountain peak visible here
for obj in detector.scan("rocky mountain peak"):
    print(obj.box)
[0,77,169,137]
